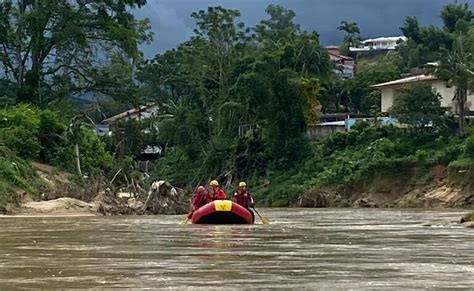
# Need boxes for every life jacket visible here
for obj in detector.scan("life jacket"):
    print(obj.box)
[191,192,211,210]
[213,187,227,200]
[234,190,253,208]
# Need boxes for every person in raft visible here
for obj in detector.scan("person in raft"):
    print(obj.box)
[187,185,212,218]
[233,181,254,210]
[210,180,227,200]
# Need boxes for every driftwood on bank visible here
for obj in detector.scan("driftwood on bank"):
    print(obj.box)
[297,189,342,207]
[96,180,189,215]
[139,180,188,214]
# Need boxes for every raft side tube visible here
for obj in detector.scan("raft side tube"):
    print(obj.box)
[191,200,254,224]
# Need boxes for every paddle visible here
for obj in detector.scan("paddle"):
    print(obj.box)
[251,206,269,225]
[180,216,190,225]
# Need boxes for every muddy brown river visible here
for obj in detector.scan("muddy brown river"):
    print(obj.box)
[0,209,473,290]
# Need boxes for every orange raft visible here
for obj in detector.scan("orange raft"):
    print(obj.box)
[191,200,254,224]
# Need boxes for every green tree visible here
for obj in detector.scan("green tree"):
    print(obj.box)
[337,20,361,54]
[191,7,247,98]
[432,5,474,136]
[0,104,66,160]
[338,21,361,37]
[0,79,16,106]
[0,0,151,105]
[322,52,402,114]
[440,3,473,33]
[141,4,332,185]
[57,125,112,176]
[266,69,308,164]
[93,54,143,107]
[389,83,445,129]
[255,5,300,47]
[399,4,474,135]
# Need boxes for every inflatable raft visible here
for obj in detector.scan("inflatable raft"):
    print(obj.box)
[191,200,254,224]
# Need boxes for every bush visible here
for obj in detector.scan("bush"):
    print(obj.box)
[235,130,269,178]
[150,147,199,187]
[0,104,40,130]
[465,136,474,159]
[371,138,396,156]
[0,146,41,210]
[255,123,467,205]
[389,83,445,129]
[38,110,67,161]
[0,104,67,161]
[54,126,112,175]
[0,126,41,158]
[261,183,300,207]
[0,104,41,159]
[447,158,474,185]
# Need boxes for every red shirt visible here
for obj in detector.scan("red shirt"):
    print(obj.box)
[213,187,227,200]
[233,190,253,208]
[191,192,211,210]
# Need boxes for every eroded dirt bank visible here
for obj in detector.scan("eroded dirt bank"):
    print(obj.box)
[298,165,473,208]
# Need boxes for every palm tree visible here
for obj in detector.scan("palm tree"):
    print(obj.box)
[337,21,361,46]
[430,21,474,136]
[337,21,361,35]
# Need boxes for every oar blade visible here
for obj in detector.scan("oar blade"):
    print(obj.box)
[180,217,190,224]
[252,207,270,225]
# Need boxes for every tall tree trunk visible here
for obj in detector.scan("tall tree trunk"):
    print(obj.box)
[74,143,82,177]
[32,0,42,104]
[15,1,26,87]
[457,88,466,136]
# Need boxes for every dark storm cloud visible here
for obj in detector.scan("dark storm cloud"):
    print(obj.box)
[134,0,474,59]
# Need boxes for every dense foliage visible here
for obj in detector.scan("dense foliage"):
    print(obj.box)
[140,5,332,186]
[146,3,474,204]
[0,3,473,210]
[255,121,474,206]
[398,3,474,135]
[0,1,152,208]
[389,84,445,129]
[0,0,151,106]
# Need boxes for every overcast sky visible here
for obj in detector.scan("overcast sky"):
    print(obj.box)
[134,0,474,59]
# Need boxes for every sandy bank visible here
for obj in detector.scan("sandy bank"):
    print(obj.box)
[9,197,99,216]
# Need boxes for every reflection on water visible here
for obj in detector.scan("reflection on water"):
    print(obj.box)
[0,209,473,289]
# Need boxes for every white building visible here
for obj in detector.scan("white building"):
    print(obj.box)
[102,103,160,124]
[95,103,160,136]
[350,36,407,52]
[372,74,474,114]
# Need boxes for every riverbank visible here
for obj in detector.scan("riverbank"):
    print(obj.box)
[7,197,99,216]
[2,124,474,215]
[1,162,472,217]
[296,164,473,208]
[1,161,189,216]
[246,124,474,208]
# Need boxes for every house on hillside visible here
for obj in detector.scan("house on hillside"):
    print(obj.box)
[372,74,474,114]
[99,103,163,172]
[350,36,407,53]
[307,117,400,139]
[95,103,160,136]
[325,46,354,78]
[102,103,160,124]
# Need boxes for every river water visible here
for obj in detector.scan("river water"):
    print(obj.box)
[0,209,473,290]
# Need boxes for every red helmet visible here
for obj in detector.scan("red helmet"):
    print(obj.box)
[197,186,206,193]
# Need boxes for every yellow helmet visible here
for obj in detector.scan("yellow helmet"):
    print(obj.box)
[239,181,247,187]
[210,180,219,186]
